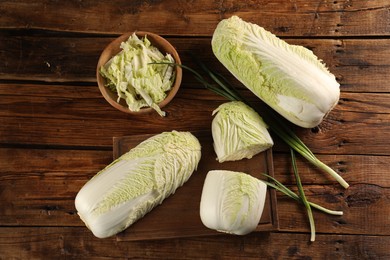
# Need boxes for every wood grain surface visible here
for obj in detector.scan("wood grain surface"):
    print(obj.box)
[1,0,389,259]
[110,132,278,241]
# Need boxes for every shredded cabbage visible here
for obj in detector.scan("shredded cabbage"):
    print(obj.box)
[100,33,175,116]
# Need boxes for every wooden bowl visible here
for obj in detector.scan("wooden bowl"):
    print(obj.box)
[96,31,182,115]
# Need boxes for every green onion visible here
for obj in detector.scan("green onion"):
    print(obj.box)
[151,61,344,242]
[262,150,343,242]
[261,173,343,216]
[178,58,349,189]
[291,148,315,242]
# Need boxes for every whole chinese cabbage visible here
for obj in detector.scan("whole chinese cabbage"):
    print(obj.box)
[75,131,201,238]
[212,16,340,128]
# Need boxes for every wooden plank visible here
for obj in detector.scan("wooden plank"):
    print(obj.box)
[0,35,110,82]
[2,175,388,235]
[1,148,388,236]
[1,36,389,93]
[295,107,390,156]
[333,39,390,93]
[0,0,388,258]
[2,148,389,187]
[1,108,388,156]
[0,148,109,227]
[1,83,390,155]
[0,148,111,177]
[0,227,389,259]
[1,1,389,36]
[276,183,390,235]
[2,85,389,119]
[111,133,277,240]
[273,153,390,188]
[1,148,388,188]
[0,90,218,147]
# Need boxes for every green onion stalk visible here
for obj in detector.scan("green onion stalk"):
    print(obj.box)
[291,148,315,242]
[164,59,349,189]
[262,150,343,242]
[151,61,344,239]
[262,151,343,242]
[261,172,343,216]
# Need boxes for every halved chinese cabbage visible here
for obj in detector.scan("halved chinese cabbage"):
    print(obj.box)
[200,170,267,235]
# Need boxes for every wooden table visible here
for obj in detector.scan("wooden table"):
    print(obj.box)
[1,1,389,259]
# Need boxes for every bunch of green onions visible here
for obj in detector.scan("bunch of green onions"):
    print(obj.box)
[153,60,345,241]
[180,59,349,189]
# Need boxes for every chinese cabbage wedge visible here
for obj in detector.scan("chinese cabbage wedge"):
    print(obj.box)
[212,101,273,162]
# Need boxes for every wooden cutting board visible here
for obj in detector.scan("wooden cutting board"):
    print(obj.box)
[113,131,278,241]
